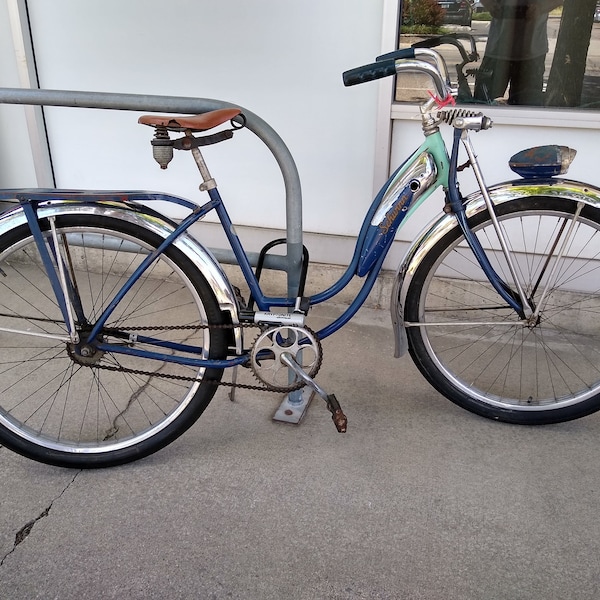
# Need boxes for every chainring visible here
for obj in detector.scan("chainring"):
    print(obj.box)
[250,325,322,392]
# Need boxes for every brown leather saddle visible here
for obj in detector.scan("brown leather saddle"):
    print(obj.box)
[138,108,241,132]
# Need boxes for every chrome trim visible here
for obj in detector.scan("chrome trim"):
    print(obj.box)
[462,135,532,316]
[0,200,243,354]
[0,325,72,342]
[48,216,79,342]
[532,201,584,322]
[371,152,437,227]
[404,320,524,328]
[395,59,449,101]
[412,48,451,87]
[390,179,600,357]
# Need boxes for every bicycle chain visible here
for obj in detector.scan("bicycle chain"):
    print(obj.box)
[69,321,319,394]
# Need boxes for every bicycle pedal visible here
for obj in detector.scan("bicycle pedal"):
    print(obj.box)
[326,394,347,433]
[279,352,347,432]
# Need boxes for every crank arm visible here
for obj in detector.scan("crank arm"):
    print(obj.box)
[280,352,347,432]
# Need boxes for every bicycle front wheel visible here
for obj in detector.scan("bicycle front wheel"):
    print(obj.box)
[0,214,228,467]
[405,196,600,424]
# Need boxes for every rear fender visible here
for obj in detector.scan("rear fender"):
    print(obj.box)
[0,199,243,354]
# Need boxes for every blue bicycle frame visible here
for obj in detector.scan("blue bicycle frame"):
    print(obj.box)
[9,122,521,371]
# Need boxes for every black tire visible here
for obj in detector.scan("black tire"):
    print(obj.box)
[0,214,228,467]
[405,196,600,424]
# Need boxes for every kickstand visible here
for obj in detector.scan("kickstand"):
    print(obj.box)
[280,352,347,432]
[228,365,238,401]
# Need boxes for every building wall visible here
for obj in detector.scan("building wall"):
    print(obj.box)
[1,0,387,257]
[2,0,599,273]
[0,0,37,187]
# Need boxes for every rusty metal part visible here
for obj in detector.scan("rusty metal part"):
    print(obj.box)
[325,394,347,432]
[330,409,348,433]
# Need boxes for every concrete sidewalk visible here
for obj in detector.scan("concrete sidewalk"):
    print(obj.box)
[1,304,600,599]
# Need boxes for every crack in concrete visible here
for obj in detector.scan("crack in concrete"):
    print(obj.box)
[104,328,199,441]
[0,470,80,567]
[103,367,159,441]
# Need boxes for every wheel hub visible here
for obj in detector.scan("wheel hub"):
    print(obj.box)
[67,327,106,366]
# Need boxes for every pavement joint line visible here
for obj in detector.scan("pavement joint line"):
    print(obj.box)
[0,470,81,567]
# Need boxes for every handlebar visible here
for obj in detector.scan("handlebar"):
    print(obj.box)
[342,58,399,87]
[376,48,451,87]
[342,48,452,103]
[408,33,478,63]
[342,48,415,86]
[383,35,481,104]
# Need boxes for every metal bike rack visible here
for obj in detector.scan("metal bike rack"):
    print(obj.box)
[0,86,313,422]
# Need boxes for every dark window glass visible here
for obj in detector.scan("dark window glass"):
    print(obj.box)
[397,0,600,109]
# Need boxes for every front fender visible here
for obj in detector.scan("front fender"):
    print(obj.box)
[390,178,600,357]
[0,198,243,354]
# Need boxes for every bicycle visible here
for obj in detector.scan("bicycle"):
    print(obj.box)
[1,46,600,469]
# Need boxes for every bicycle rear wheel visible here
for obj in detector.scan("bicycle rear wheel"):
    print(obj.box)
[405,196,600,424]
[0,214,228,467]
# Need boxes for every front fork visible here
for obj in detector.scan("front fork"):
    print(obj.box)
[448,128,533,319]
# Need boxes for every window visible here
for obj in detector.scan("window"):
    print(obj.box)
[397,0,600,109]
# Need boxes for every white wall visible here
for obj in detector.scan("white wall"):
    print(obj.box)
[4,0,600,272]
[13,0,386,246]
[0,0,37,187]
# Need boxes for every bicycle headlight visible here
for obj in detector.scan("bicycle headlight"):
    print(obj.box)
[509,145,577,179]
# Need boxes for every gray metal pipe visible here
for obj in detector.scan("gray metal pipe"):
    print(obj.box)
[60,231,288,272]
[0,87,304,292]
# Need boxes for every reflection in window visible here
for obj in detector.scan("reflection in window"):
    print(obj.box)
[397,0,600,109]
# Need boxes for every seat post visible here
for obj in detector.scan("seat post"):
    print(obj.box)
[187,132,217,191]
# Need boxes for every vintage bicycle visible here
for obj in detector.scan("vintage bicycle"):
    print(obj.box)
[1,47,600,468]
